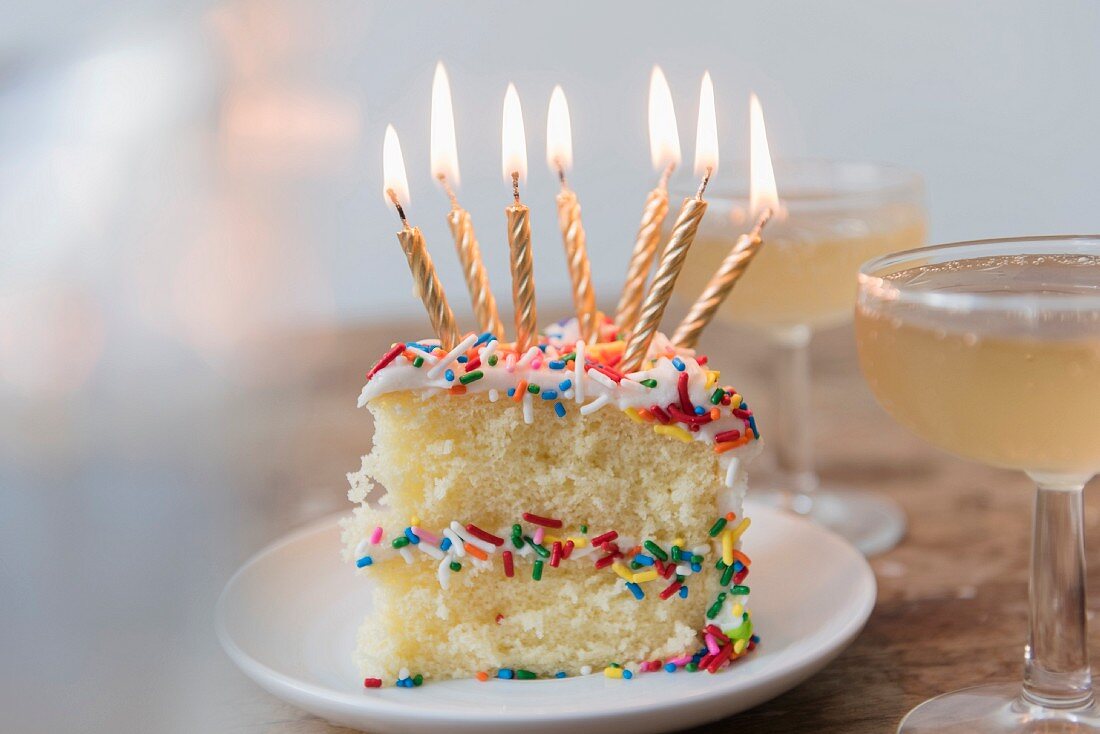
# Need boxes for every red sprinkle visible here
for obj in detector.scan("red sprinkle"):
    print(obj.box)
[503,550,515,578]
[667,404,712,425]
[549,541,563,567]
[697,355,708,366]
[366,344,404,381]
[495,613,504,624]
[733,408,752,419]
[654,559,667,577]
[649,404,671,424]
[465,523,505,546]
[677,372,693,413]
[522,512,563,529]
[465,356,482,372]
[659,580,683,599]
[605,351,623,368]
[590,530,618,546]
[698,652,716,669]
[705,624,730,643]
[562,539,575,559]
[706,641,736,673]
[733,567,750,585]
[363,677,383,688]
[589,362,624,383]
[594,553,618,569]
[662,561,677,579]
[714,429,742,443]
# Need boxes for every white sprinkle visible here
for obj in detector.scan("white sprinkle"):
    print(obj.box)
[624,371,648,381]
[580,394,611,415]
[354,538,370,557]
[619,378,646,393]
[481,339,499,362]
[580,665,592,676]
[450,521,495,554]
[427,333,478,379]
[398,547,414,564]
[443,529,466,556]
[418,541,445,560]
[691,544,710,556]
[588,369,616,390]
[517,543,534,558]
[563,389,575,400]
[399,667,410,680]
[574,340,586,403]
[488,388,500,402]
[676,563,694,576]
[724,457,741,488]
[570,545,596,559]
[522,392,534,424]
[437,557,451,589]
[505,353,516,372]
[516,346,541,369]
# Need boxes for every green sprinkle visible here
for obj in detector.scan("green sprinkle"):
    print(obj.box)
[511,535,524,549]
[685,662,698,672]
[413,673,423,686]
[720,562,736,586]
[671,545,681,562]
[609,662,621,668]
[643,540,668,561]
[488,354,499,366]
[512,524,523,536]
[715,559,727,570]
[532,559,544,580]
[526,383,540,394]
[515,669,537,680]
[392,536,410,549]
[676,574,686,583]
[560,352,576,362]
[706,592,727,620]
[459,370,484,385]
[692,554,704,564]
[708,517,728,537]
[640,378,658,388]
[731,585,750,595]
[450,561,462,572]
[524,536,550,558]
[629,560,642,570]
[412,355,424,368]
[580,524,588,534]
[710,387,725,405]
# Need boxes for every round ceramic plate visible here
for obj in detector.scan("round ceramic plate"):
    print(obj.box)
[217,501,876,734]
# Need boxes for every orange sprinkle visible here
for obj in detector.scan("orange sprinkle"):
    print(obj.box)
[402,349,417,361]
[636,408,655,422]
[726,511,736,521]
[513,380,528,401]
[733,549,752,567]
[464,542,489,561]
[476,671,489,682]
[714,440,744,454]
[710,408,720,420]
[449,385,467,395]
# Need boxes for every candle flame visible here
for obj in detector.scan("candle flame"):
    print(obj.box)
[648,66,681,172]
[430,61,460,186]
[501,83,528,182]
[749,93,779,216]
[545,84,573,174]
[382,124,410,209]
[693,71,718,178]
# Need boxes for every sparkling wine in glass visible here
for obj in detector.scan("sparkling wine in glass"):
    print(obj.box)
[674,159,926,555]
[857,236,1100,732]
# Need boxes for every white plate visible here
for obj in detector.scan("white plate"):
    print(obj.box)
[217,501,876,734]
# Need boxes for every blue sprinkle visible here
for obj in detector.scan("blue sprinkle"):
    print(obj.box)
[733,561,744,572]
[507,387,516,397]
[457,355,468,363]
[622,669,633,679]
[555,671,567,679]
[444,369,455,382]
[694,405,705,415]
[498,669,515,680]
[664,662,677,673]
[356,555,373,568]
[749,414,759,438]
[548,360,566,370]
[538,344,548,352]
[554,401,566,418]
[541,390,558,400]
[625,581,644,600]
[632,554,654,566]
[474,331,494,346]
[679,585,689,599]
[691,562,702,573]
[405,342,431,352]
[404,527,420,545]
[672,357,686,371]
[440,537,452,551]
[558,378,573,391]
[740,401,748,410]
[750,634,761,644]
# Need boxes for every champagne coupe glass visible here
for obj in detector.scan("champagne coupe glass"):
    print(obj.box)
[857,235,1100,732]
[674,159,926,555]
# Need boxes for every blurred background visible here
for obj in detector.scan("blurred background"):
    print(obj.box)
[1,1,1098,731]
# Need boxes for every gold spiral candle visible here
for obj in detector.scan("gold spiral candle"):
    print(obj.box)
[556,188,598,343]
[506,196,537,353]
[621,194,708,372]
[615,184,670,337]
[447,205,504,338]
[671,208,773,349]
[397,224,460,350]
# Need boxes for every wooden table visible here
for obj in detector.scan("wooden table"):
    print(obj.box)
[217,316,1100,734]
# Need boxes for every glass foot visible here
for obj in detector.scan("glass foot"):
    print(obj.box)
[898,683,1100,733]
[751,486,906,556]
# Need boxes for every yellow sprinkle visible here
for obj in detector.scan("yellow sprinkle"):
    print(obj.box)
[611,562,635,582]
[674,537,684,547]
[603,666,624,678]
[729,393,742,406]
[624,407,645,424]
[730,603,744,618]
[632,569,659,584]
[728,517,752,544]
[654,424,693,443]
[410,515,420,527]
[734,638,747,654]
[705,370,720,389]
[721,529,734,565]
[543,533,561,544]
[566,536,588,548]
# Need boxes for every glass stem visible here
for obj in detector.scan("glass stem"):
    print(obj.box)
[1023,474,1093,709]
[770,325,818,513]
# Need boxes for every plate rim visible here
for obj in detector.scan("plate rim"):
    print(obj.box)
[216,502,877,725]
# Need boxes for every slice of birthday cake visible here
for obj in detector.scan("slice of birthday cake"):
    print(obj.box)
[340,316,762,686]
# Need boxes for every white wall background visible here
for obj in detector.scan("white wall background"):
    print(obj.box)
[1,0,1098,387]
